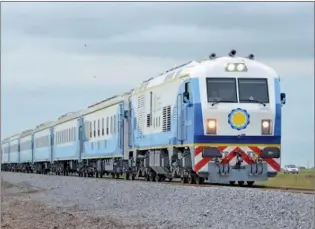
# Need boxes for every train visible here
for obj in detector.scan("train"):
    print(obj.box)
[1,50,286,186]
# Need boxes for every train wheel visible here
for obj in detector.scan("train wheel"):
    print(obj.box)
[229,181,236,185]
[181,177,188,184]
[247,181,254,186]
[145,174,150,181]
[195,176,204,185]
[125,173,130,180]
[131,174,136,180]
[155,175,162,182]
[150,174,156,182]
[188,175,195,184]
[238,181,245,186]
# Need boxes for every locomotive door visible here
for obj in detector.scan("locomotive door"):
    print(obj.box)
[78,118,84,161]
[50,130,54,163]
[118,103,124,155]
[176,94,184,142]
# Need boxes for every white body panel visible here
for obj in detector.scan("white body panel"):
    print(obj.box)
[131,61,198,136]
[19,134,33,163]
[54,119,78,147]
[9,135,20,163]
[2,142,9,163]
[33,128,51,162]
[193,58,278,136]
[83,103,121,142]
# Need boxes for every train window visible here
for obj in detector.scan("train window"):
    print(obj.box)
[102,118,105,136]
[238,78,269,103]
[89,122,92,138]
[109,116,113,134]
[114,115,116,134]
[94,121,96,137]
[106,117,109,135]
[206,78,237,103]
[98,119,100,137]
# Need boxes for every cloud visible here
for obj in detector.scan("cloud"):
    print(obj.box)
[2,2,313,59]
[2,36,313,91]
[1,2,314,166]
[1,38,183,90]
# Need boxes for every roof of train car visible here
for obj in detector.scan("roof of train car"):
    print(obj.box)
[7,133,21,141]
[33,121,56,134]
[82,91,131,116]
[19,129,34,138]
[131,55,278,94]
[2,53,278,141]
[131,60,199,95]
[52,109,85,126]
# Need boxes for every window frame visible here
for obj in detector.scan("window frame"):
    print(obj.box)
[237,78,270,104]
[205,77,238,103]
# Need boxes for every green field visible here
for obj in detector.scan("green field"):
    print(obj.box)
[259,169,314,189]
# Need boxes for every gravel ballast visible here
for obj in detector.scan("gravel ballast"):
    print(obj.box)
[1,172,314,229]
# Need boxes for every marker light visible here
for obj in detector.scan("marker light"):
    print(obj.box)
[261,119,272,135]
[207,119,217,135]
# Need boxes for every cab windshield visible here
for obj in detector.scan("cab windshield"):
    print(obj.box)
[206,78,237,103]
[206,77,269,104]
[238,78,269,103]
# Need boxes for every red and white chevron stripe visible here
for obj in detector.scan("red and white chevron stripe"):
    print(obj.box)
[193,145,280,173]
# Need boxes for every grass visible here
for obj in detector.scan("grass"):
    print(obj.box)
[259,169,314,190]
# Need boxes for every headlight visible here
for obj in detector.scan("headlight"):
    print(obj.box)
[261,119,272,135]
[236,63,245,71]
[227,63,236,71]
[225,63,248,72]
[207,119,217,135]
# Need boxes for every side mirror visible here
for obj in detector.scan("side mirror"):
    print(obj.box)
[280,93,286,105]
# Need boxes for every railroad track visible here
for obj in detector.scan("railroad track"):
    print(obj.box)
[4,171,314,195]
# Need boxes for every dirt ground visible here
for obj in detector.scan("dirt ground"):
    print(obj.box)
[1,179,154,229]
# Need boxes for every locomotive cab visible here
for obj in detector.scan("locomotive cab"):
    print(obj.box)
[191,51,285,185]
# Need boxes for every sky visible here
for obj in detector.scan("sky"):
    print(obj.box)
[1,2,314,167]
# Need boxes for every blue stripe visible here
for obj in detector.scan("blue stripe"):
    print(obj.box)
[274,78,281,136]
[194,135,281,144]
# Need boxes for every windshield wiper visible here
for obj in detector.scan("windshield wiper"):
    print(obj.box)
[211,100,236,106]
[242,99,266,106]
